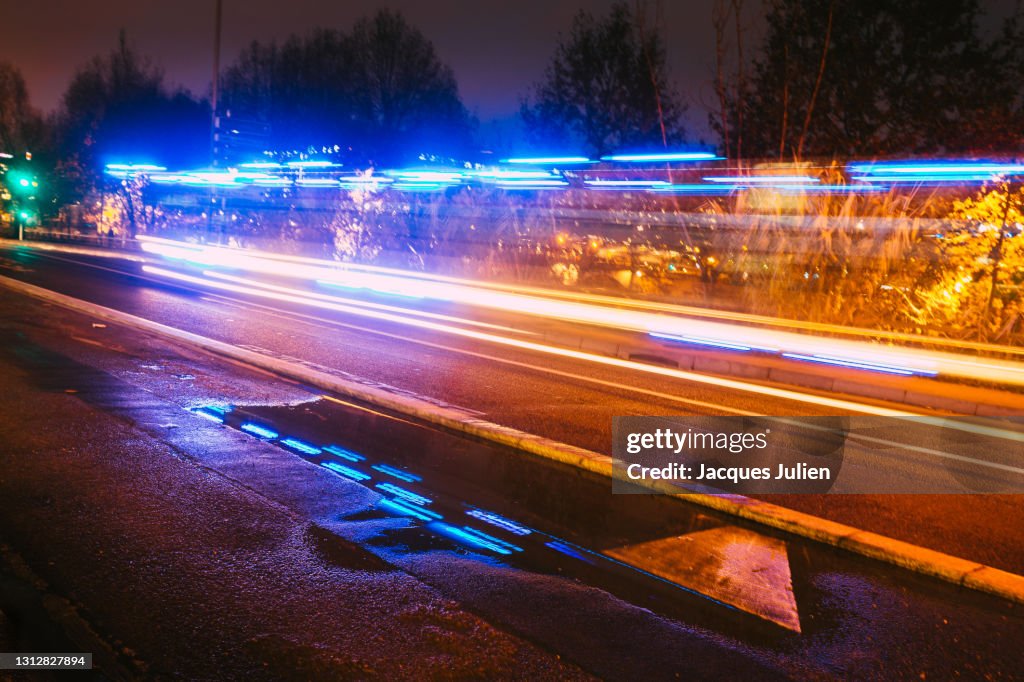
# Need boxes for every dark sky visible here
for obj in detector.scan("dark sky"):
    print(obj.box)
[0,0,744,132]
[1,0,1019,137]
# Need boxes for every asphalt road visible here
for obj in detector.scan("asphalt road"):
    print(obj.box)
[1,242,1022,574]
[0,284,1022,679]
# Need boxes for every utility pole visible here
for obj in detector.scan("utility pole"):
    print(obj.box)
[209,0,223,243]
[211,0,223,167]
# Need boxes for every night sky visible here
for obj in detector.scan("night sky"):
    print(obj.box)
[1,0,1018,137]
[0,0,751,132]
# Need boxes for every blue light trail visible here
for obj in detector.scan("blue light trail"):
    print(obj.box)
[703,175,819,184]
[584,179,670,189]
[285,160,337,168]
[494,180,569,190]
[240,422,279,439]
[296,178,341,187]
[376,483,433,507]
[465,509,533,536]
[848,161,1024,176]
[322,461,373,482]
[649,183,738,195]
[379,498,443,521]
[650,332,754,352]
[501,156,593,165]
[193,407,227,423]
[545,540,596,564]
[238,162,282,169]
[781,353,937,376]
[371,464,423,483]
[426,522,521,555]
[324,445,365,462]
[602,152,722,162]
[280,438,323,455]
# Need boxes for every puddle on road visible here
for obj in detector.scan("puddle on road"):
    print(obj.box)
[197,398,808,636]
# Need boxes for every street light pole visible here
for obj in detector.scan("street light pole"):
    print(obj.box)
[211,0,222,167]
[209,0,223,243]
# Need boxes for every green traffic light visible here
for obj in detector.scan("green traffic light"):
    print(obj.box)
[15,208,37,225]
[5,170,39,195]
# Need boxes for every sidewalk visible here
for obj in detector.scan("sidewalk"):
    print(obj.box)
[0,300,585,680]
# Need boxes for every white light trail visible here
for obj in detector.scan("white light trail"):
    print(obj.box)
[134,236,1024,387]
[141,265,915,416]
[203,270,531,335]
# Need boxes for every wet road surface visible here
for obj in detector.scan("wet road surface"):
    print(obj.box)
[0,284,1021,679]
[1,242,1023,575]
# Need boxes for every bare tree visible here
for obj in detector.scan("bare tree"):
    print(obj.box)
[0,62,43,155]
[712,1,732,159]
[778,44,788,160]
[731,0,745,161]
[796,0,834,159]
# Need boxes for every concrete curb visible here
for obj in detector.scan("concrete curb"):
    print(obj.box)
[4,273,1024,606]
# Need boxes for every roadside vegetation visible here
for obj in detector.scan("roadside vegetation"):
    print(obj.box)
[2,2,1023,345]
